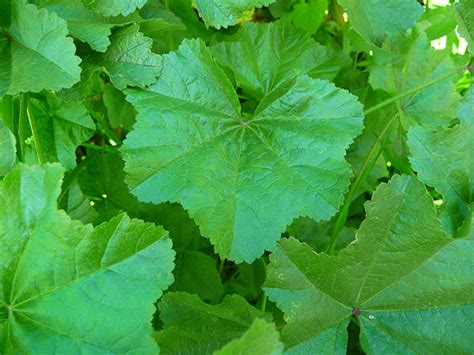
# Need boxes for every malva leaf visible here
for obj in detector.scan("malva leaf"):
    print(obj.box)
[0,121,16,176]
[0,0,81,96]
[455,0,474,54]
[408,101,473,236]
[155,292,270,354]
[194,0,277,29]
[172,250,224,302]
[215,318,284,355]
[370,29,461,128]
[265,175,474,353]
[121,38,364,263]
[139,1,190,54]
[38,0,116,52]
[99,23,162,89]
[28,93,95,169]
[337,0,423,46]
[103,84,136,130]
[83,0,148,17]
[287,0,328,35]
[0,163,175,353]
[212,19,347,100]
[59,179,98,225]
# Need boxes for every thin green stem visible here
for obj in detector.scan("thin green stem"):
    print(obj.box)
[327,114,396,254]
[364,66,466,116]
[80,143,118,153]
[25,96,45,165]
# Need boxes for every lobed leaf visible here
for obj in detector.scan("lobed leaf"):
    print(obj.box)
[121,38,364,263]
[0,164,175,353]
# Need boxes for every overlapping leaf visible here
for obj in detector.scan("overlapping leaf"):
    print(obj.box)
[215,319,284,355]
[194,0,276,29]
[83,0,147,17]
[455,0,474,54]
[99,24,162,89]
[0,164,175,353]
[265,175,474,353]
[28,93,95,168]
[0,0,81,96]
[408,90,474,236]
[337,0,423,45]
[121,38,364,262]
[155,292,270,353]
[212,19,348,99]
[38,0,116,52]
[0,121,16,176]
[370,29,461,127]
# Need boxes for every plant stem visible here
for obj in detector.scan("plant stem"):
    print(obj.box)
[364,66,466,116]
[327,114,396,254]
[80,143,118,153]
[25,95,45,165]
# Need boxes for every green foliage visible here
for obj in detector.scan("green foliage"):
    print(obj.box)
[265,175,474,353]
[0,0,472,353]
[0,164,175,352]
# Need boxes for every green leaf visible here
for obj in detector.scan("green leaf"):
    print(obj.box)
[139,1,189,54]
[265,175,474,353]
[172,250,224,302]
[288,0,328,34]
[84,0,148,17]
[458,87,473,125]
[121,38,364,262]
[212,19,347,99]
[194,0,276,29]
[337,0,423,46]
[455,0,474,54]
[0,0,81,96]
[0,164,175,353]
[0,120,16,176]
[370,29,460,127]
[28,94,95,169]
[408,121,473,236]
[418,5,457,42]
[155,292,270,354]
[103,84,136,130]
[99,24,162,89]
[39,0,115,52]
[59,179,98,224]
[215,318,284,355]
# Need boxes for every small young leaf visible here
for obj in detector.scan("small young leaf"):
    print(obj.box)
[100,24,162,89]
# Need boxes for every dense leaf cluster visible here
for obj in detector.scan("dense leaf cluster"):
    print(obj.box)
[0,0,473,353]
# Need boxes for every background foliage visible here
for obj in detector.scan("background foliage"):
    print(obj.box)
[0,0,473,353]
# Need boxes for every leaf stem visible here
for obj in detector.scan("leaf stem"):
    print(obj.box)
[364,66,466,116]
[25,96,45,165]
[80,143,118,153]
[327,114,396,254]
